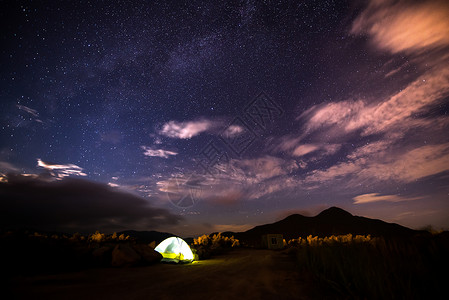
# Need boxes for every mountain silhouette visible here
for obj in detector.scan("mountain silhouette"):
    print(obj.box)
[232,207,417,245]
[118,230,174,244]
[119,207,419,246]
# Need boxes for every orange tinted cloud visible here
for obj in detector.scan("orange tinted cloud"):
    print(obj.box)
[352,0,449,54]
[299,66,449,139]
[353,193,421,204]
[305,143,449,186]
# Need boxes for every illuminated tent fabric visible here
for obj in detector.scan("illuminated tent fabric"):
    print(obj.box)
[154,237,194,263]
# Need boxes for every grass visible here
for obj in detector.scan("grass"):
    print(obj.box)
[293,233,449,299]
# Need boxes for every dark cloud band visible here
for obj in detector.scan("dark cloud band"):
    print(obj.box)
[0,174,182,233]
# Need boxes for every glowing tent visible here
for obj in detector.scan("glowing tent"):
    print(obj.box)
[154,237,194,263]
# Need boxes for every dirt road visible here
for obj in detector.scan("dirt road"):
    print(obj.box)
[9,248,320,300]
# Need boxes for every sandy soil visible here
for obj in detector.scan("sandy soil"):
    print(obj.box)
[8,248,321,300]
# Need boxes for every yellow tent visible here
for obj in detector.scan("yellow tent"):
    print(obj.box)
[154,237,194,263]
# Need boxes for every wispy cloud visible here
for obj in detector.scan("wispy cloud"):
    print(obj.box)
[0,161,20,173]
[351,0,449,55]
[213,224,253,232]
[305,143,449,186]
[141,146,178,158]
[159,118,222,139]
[353,193,421,204]
[157,155,300,205]
[292,144,341,158]
[17,105,39,117]
[37,159,87,178]
[153,0,449,213]
[292,144,319,157]
[231,156,299,182]
[272,134,342,162]
[293,0,449,144]
[298,68,449,138]
[289,0,449,192]
[222,124,244,138]
[16,104,43,124]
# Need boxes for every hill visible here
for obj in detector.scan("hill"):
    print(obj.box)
[118,230,174,244]
[120,207,420,246]
[232,207,419,246]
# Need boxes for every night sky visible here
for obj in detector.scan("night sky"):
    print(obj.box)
[1,0,449,236]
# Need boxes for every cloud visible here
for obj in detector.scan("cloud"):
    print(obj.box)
[305,143,449,186]
[230,156,300,199]
[290,0,449,193]
[298,67,449,138]
[230,156,299,182]
[292,144,340,158]
[346,140,392,160]
[222,124,244,138]
[274,135,303,152]
[15,104,44,125]
[384,143,449,182]
[0,174,182,232]
[37,159,87,178]
[157,172,244,207]
[213,224,253,233]
[272,134,342,162]
[351,0,449,54]
[292,144,319,157]
[141,146,178,158]
[353,193,421,204]
[155,1,449,207]
[159,119,222,139]
[17,105,39,118]
[299,100,365,134]
[0,161,20,173]
[356,72,448,136]
[157,155,301,205]
[293,0,449,143]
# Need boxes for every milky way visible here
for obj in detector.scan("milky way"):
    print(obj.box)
[1,0,449,235]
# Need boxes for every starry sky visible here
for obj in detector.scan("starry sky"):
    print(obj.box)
[1,0,449,236]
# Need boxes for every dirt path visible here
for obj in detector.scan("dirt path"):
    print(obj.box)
[10,249,318,300]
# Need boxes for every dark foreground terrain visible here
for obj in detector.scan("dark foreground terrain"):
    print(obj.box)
[8,249,322,300]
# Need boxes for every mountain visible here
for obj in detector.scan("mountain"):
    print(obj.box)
[118,230,174,244]
[232,207,417,246]
[119,207,418,246]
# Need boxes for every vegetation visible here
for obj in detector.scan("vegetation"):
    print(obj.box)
[0,230,141,275]
[192,232,239,259]
[89,231,129,242]
[291,233,449,299]
[4,227,447,299]
[289,233,373,246]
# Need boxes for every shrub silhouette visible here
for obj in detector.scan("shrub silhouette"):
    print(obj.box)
[193,232,239,259]
[89,231,106,242]
[291,234,448,299]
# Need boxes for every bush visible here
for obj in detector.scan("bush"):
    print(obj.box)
[292,234,449,299]
[88,231,129,243]
[288,234,373,247]
[111,232,129,241]
[192,232,239,259]
[89,231,106,243]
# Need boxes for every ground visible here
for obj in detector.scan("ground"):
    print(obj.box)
[8,248,322,300]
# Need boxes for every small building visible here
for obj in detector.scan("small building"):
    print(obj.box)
[261,234,284,249]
